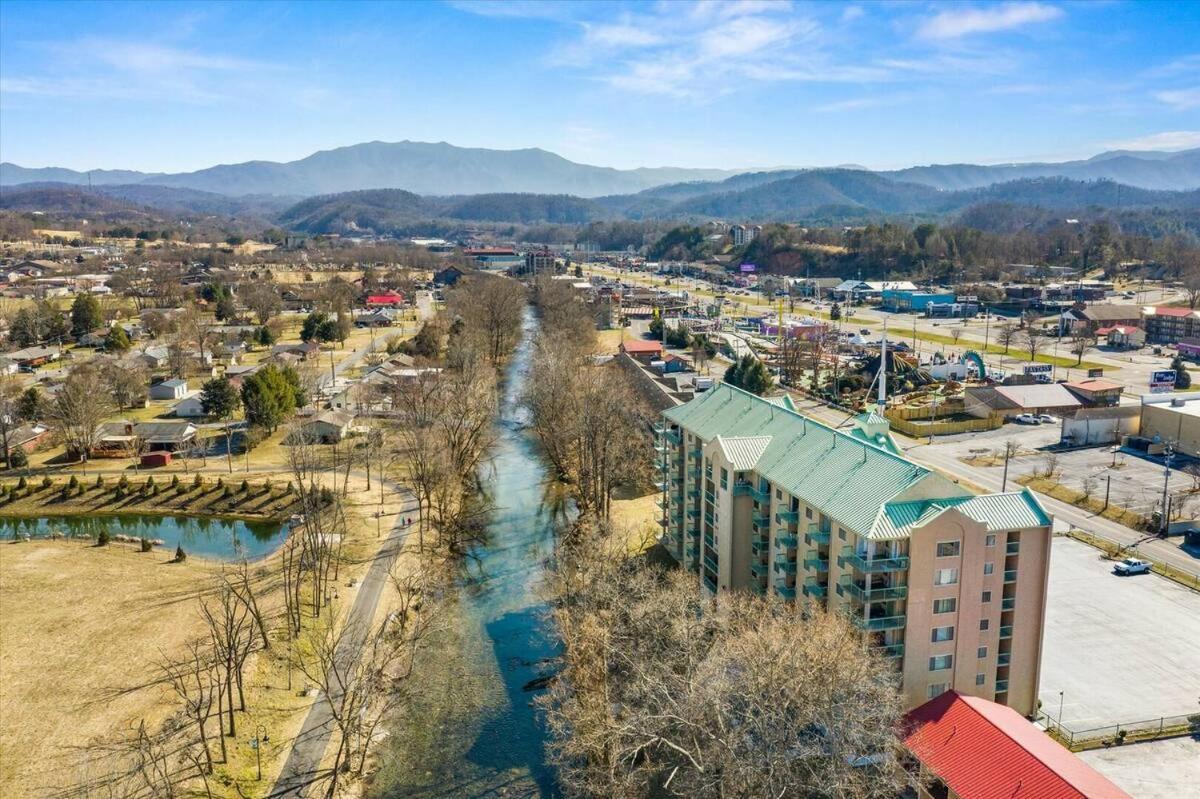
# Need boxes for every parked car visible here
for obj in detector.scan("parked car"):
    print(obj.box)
[1037,414,1057,424]
[1014,413,1041,425]
[1113,558,1151,576]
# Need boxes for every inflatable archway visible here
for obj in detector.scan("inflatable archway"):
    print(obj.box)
[962,350,986,379]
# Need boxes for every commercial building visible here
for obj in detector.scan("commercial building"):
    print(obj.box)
[1063,377,1124,407]
[1061,304,1143,335]
[902,690,1130,799]
[964,384,1082,420]
[1139,392,1200,458]
[1143,306,1200,344]
[655,383,1053,714]
[881,289,957,313]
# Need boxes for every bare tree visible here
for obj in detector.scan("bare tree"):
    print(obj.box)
[1017,328,1047,363]
[240,281,283,325]
[160,641,221,774]
[996,321,1019,354]
[53,362,115,462]
[1070,330,1096,365]
[448,275,527,365]
[199,581,255,739]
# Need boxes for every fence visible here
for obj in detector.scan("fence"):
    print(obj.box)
[884,411,1002,438]
[1039,711,1200,751]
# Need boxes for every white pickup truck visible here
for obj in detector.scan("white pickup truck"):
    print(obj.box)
[1112,558,1151,576]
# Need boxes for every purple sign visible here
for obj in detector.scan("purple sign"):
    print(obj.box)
[739,263,757,273]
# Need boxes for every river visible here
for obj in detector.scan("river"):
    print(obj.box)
[370,307,562,798]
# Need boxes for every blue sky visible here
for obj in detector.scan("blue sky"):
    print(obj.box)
[1,0,1197,172]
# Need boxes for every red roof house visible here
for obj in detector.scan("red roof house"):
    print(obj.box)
[902,691,1130,799]
[620,339,665,362]
[365,291,404,308]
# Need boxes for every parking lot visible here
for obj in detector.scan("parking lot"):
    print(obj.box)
[1077,737,1200,799]
[1039,537,1200,731]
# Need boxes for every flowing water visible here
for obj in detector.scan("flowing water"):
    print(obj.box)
[0,513,288,560]
[371,308,562,798]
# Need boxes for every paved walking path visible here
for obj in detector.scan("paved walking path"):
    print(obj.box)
[269,480,419,797]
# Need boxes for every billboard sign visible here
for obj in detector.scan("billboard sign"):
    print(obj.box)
[1150,370,1177,393]
[1023,364,1052,375]
[739,263,757,273]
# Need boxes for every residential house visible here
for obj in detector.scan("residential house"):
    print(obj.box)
[364,291,404,308]
[4,422,50,456]
[272,342,321,361]
[172,393,207,418]
[657,384,1054,714]
[93,421,198,457]
[149,378,188,401]
[9,346,61,369]
[291,409,355,444]
[356,310,396,327]
[137,345,171,370]
[620,339,665,364]
[901,690,1130,799]
[433,264,472,286]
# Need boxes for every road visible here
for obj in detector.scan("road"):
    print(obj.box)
[270,479,419,797]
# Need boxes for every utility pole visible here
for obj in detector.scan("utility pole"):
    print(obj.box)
[1160,442,1175,534]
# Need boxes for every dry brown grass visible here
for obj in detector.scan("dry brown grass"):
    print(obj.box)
[0,540,216,796]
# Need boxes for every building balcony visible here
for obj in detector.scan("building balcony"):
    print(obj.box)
[1001,597,1016,611]
[776,582,796,600]
[704,555,719,574]
[803,551,830,572]
[689,447,703,459]
[751,537,770,554]
[804,524,830,546]
[704,490,716,504]
[653,422,668,435]
[752,486,771,503]
[703,512,714,526]
[872,643,904,659]
[997,652,1011,667]
[704,532,714,549]
[1003,569,1017,584]
[657,461,671,473]
[999,625,1014,639]
[654,442,669,454]
[686,487,699,499]
[687,468,701,479]
[773,557,797,574]
[732,482,754,497]
[752,511,770,527]
[749,580,766,596]
[751,560,769,578]
[775,510,799,525]
[839,578,907,602]
[851,613,906,632]
[838,547,909,573]
[686,508,700,519]
[776,533,799,549]
[995,680,1009,693]
[703,574,717,593]
[653,480,668,492]
[802,578,827,599]
[1006,540,1020,555]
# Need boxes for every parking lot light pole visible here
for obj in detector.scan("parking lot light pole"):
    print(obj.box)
[1160,443,1175,534]
[1057,690,1065,731]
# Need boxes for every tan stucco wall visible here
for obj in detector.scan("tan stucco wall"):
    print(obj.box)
[1140,405,1200,458]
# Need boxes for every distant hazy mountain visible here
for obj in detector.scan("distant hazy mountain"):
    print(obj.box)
[5,141,1197,199]
[2,141,742,198]
[883,149,1200,192]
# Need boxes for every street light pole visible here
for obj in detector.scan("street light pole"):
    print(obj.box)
[1160,443,1175,534]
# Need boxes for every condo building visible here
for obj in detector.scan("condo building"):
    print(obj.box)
[654,383,1053,715]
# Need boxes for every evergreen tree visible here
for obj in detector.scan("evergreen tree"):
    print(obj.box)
[70,293,103,339]
[724,354,773,396]
[104,325,131,353]
[1171,356,1192,390]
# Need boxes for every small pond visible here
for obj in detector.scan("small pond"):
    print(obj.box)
[0,514,290,561]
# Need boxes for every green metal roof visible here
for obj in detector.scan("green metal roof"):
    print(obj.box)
[867,488,1052,540]
[665,383,938,534]
[664,384,1051,538]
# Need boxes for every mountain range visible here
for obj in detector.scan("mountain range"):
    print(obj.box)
[3,140,1199,198]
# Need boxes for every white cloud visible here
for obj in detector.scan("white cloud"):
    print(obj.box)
[582,22,664,48]
[917,2,1063,40]
[813,95,904,113]
[841,5,865,23]
[1155,87,1200,110]
[1102,130,1200,152]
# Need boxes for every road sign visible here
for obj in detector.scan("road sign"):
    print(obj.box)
[739,263,757,273]
[1150,369,1176,393]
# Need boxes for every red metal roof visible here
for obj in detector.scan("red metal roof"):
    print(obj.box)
[1064,377,1124,392]
[1149,306,1196,318]
[903,692,1130,799]
[620,339,664,354]
[366,293,403,304]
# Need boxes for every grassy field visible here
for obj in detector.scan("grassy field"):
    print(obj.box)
[1018,474,1149,529]
[0,540,217,795]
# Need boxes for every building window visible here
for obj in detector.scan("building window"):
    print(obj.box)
[931,626,955,643]
[928,682,949,699]
[839,528,846,541]
[934,568,958,586]
[933,598,957,614]
[986,534,997,547]
[982,590,992,603]
[806,507,813,519]
[980,619,990,631]
[720,468,728,489]
[984,562,995,576]
[929,655,953,671]
[977,646,988,658]
[976,673,986,686]
[936,541,961,558]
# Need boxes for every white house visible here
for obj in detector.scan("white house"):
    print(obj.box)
[149,378,188,401]
[172,393,207,418]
